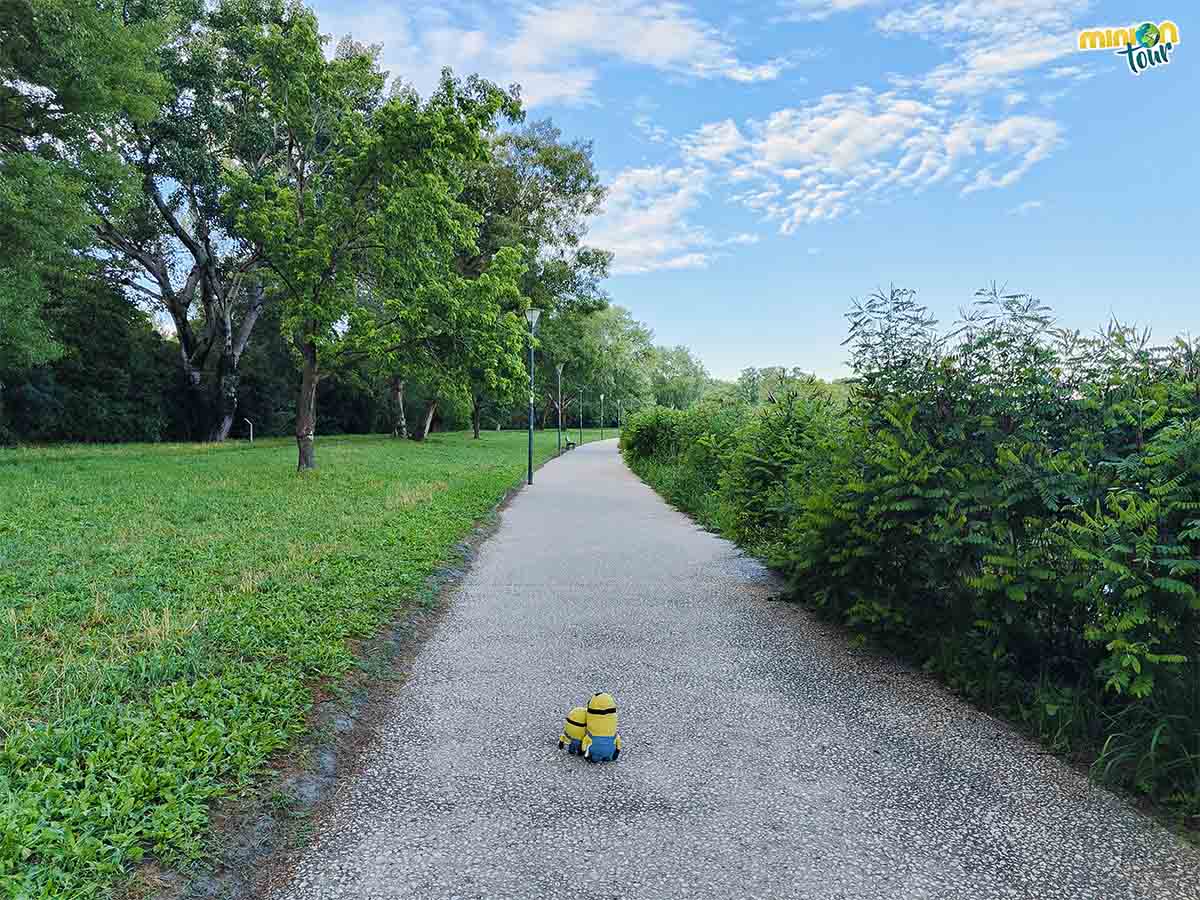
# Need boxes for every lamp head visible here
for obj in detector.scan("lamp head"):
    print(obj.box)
[525,308,541,328]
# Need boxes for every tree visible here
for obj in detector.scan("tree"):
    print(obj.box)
[454,120,611,432]
[81,0,303,441]
[0,0,168,421]
[533,304,656,429]
[3,268,171,442]
[358,255,527,443]
[225,10,521,469]
[650,345,710,409]
[457,251,530,439]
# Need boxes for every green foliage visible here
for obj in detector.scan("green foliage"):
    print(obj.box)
[2,272,171,442]
[1,0,169,389]
[540,304,655,418]
[622,285,1200,817]
[224,12,522,464]
[0,0,167,142]
[0,429,609,897]
[459,119,611,316]
[649,345,710,410]
[721,385,846,561]
[620,399,750,526]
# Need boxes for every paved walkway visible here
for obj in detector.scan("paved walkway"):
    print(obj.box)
[267,440,1200,900]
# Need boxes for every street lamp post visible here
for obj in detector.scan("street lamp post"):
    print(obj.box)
[556,362,564,455]
[617,399,622,431]
[600,393,605,442]
[578,388,583,446]
[525,309,541,485]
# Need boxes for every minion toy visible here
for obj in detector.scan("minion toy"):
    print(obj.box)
[581,692,622,763]
[558,705,587,755]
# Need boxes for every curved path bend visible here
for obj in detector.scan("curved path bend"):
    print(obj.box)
[268,439,1200,900]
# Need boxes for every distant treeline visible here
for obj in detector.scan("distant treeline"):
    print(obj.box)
[0,271,715,445]
[1,0,720,458]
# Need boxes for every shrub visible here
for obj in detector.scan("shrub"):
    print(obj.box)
[621,285,1200,816]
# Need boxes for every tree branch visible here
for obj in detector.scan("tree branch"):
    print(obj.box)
[142,169,206,263]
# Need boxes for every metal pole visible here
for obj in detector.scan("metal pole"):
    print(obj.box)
[601,395,605,442]
[556,363,563,454]
[527,321,534,485]
[578,389,583,446]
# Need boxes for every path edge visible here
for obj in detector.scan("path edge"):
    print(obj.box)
[118,452,566,900]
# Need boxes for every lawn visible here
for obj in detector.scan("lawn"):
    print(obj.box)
[0,429,609,898]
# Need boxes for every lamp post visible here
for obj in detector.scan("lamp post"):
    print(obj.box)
[600,393,605,441]
[556,362,564,455]
[525,308,541,485]
[617,399,622,431]
[578,388,583,446]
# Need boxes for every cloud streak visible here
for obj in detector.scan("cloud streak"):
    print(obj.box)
[314,0,785,107]
[683,88,1064,232]
[588,167,762,274]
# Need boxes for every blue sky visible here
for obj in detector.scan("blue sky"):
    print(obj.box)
[312,0,1196,380]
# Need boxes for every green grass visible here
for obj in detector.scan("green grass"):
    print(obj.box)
[0,429,609,898]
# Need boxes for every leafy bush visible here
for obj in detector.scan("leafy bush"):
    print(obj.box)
[622,286,1200,816]
[621,400,749,526]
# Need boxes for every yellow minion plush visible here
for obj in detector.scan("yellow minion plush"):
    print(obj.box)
[558,705,587,755]
[581,691,622,762]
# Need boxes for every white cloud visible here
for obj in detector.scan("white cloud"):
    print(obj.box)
[878,0,1094,100]
[685,87,1063,232]
[588,166,715,274]
[961,115,1062,192]
[634,114,669,143]
[875,0,1090,39]
[915,42,1076,95]
[680,119,749,163]
[1048,65,1095,81]
[1008,199,1043,215]
[587,1,1082,255]
[588,169,763,274]
[315,0,784,108]
[504,0,786,83]
[784,0,888,21]
[877,1,1092,96]
[723,232,761,246]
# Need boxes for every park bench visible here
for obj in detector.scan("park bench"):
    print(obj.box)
[565,440,577,451]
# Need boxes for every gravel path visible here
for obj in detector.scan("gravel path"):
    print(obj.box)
[266,439,1200,900]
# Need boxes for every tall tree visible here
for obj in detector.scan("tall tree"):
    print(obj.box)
[83,0,297,440]
[3,268,172,442]
[0,0,167,420]
[535,304,655,428]
[225,11,521,468]
[651,344,710,409]
[454,250,529,439]
[454,120,611,432]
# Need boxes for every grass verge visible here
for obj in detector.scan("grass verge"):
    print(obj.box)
[0,429,608,898]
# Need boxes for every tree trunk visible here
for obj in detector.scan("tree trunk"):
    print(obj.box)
[179,348,207,441]
[296,338,318,470]
[210,345,238,442]
[390,376,408,439]
[471,393,482,439]
[415,400,437,442]
[211,284,265,442]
